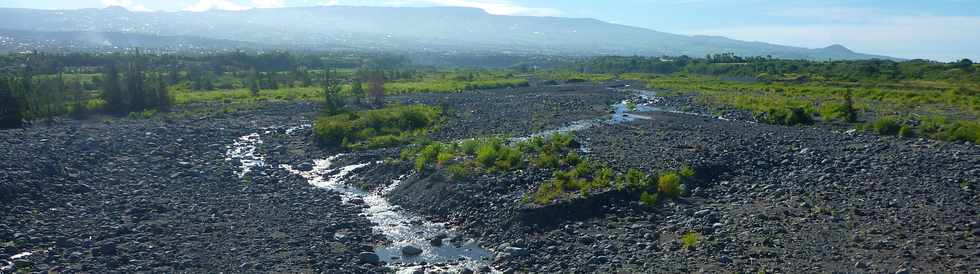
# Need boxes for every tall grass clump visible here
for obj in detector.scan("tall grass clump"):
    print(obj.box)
[658,172,683,198]
[314,104,439,149]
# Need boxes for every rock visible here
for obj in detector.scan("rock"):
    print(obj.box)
[589,256,609,264]
[459,268,474,274]
[854,261,867,269]
[298,162,314,172]
[719,255,732,264]
[357,252,380,264]
[401,246,423,256]
[895,268,909,274]
[429,234,448,247]
[12,259,30,268]
[501,247,529,257]
[92,242,118,256]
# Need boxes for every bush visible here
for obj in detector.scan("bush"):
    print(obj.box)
[476,144,499,167]
[592,167,613,189]
[532,181,564,205]
[447,164,471,180]
[571,162,592,178]
[535,152,560,169]
[762,107,813,125]
[494,146,524,171]
[414,143,442,172]
[681,231,700,250]
[437,152,455,167]
[658,172,683,198]
[898,124,914,137]
[872,116,902,135]
[679,165,695,178]
[640,192,659,206]
[562,152,583,167]
[314,104,439,149]
[625,168,649,190]
[461,139,481,155]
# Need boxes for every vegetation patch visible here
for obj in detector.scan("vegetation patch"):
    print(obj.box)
[406,132,704,206]
[314,104,440,149]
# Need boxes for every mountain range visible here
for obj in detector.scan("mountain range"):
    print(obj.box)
[0,6,891,60]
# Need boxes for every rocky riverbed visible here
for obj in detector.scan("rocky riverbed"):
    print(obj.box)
[2,83,978,273]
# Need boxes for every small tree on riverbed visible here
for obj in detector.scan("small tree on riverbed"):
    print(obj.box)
[0,77,26,129]
[366,71,385,108]
[321,69,345,115]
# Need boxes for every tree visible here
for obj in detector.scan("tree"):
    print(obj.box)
[247,69,260,97]
[0,77,25,129]
[68,79,87,119]
[366,71,385,108]
[351,75,364,105]
[125,61,146,112]
[102,63,125,114]
[321,69,345,115]
[155,75,172,110]
[842,88,858,123]
[958,59,975,72]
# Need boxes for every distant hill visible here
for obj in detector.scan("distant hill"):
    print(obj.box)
[0,6,892,60]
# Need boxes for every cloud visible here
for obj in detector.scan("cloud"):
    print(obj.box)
[101,0,153,12]
[385,0,561,16]
[251,0,286,8]
[182,0,251,12]
[684,15,980,61]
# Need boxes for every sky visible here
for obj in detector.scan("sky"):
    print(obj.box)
[2,0,978,61]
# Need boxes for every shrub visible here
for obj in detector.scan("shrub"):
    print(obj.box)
[681,231,700,250]
[658,172,683,198]
[571,162,593,178]
[415,143,443,172]
[763,107,813,126]
[679,165,695,178]
[898,124,914,137]
[476,144,499,167]
[872,116,901,135]
[447,164,471,180]
[563,152,583,167]
[494,146,524,171]
[314,104,439,149]
[592,167,613,189]
[461,139,481,155]
[437,152,455,167]
[532,181,564,205]
[365,135,403,149]
[640,192,659,206]
[535,152,560,169]
[625,168,649,190]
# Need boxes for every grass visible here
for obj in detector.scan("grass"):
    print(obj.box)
[535,70,615,83]
[625,74,980,143]
[682,231,701,250]
[314,104,440,149]
[657,172,683,198]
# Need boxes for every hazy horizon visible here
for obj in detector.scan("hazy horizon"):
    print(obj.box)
[1,0,979,61]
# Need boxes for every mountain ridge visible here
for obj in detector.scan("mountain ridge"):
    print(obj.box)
[0,6,893,60]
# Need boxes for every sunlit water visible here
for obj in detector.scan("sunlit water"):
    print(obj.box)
[227,127,493,273]
[221,88,727,272]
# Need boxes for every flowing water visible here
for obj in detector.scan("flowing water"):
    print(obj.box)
[222,88,722,272]
[226,127,493,273]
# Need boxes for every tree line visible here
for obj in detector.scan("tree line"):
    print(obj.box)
[567,55,979,83]
[0,52,172,129]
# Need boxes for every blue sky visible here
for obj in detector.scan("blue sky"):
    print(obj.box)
[2,0,979,61]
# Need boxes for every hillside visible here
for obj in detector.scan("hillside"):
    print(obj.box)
[0,6,891,60]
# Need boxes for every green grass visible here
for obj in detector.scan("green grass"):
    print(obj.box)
[657,172,683,198]
[682,231,701,250]
[535,70,615,83]
[314,104,440,149]
[629,74,980,143]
